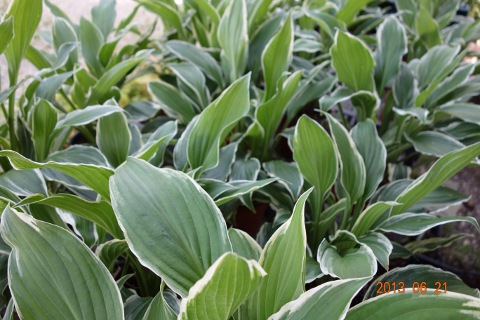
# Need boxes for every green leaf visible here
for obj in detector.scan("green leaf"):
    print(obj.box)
[214,179,276,206]
[0,17,14,55]
[439,103,480,126]
[364,264,480,299]
[269,278,370,320]
[0,169,47,197]
[15,193,123,239]
[249,71,302,159]
[87,53,145,105]
[136,0,185,37]
[416,45,460,91]
[358,233,392,270]
[319,87,379,118]
[31,100,57,161]
[143,284,176,320]
[264,161,303,198]
[133,121,177,166]
[262,15,293,100]
[96,240,129,271]
[56,105,123,129]
[3,0,42,82]
[218,0,248,83]
[317,233,377,279]
[0,150,113,199]
[79,17,104,77]
[167,41,223,87]
[148,80,196,123]
[407,131,465,158]
[110,158,232,297]
[92,0,116,38]
[179,252,266,319]
[230,158,260,181]
[1,206,123,320]
[393,63,418,110]
[97,112,131,167]
[374,17,406,92]
[247,189,313,319]
[416,7,442,49]
[293,115,338,200]
[391,143,480,215]
[426,64,475,108]
[188,74,250,171]
[228,228,262,261]
[378,212,479,236]
[346,290,480,319]
[169,62,209,111]
[337,0,374,26]
[331,31,375,92]
[351,119,386,201]
[326,114,366,204]
[351,202,399,237]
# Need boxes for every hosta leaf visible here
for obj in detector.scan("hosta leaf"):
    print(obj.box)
[247,189,313,319]
[124,296,152,320]
[133,121,177,166]
[14,193,123,239]
[228,228,262,261]
[143,284,176,320]
[262,15,293,100]
[110,158,231,297]
[346,290,480,319]
[269,278,370,320]
[406,131,465,157]
[358,233,392,270]
[87,53,146,105]
[439,103,480,126]
[0,17,14,55]
[1,206,123,320]
[230,158,260,181]
[249,71,302,158]
[415,7,442,49]
[416,45,460,91]
[374,16,406,93]
[79,17,104,77]
[136,0,184,37]
[264,161,303,198]
[214,179,277,206]
[202,143,238,181]
[317,236,377,279]
[378,212,479,236]
[319,87,379,118]
[96,240,129,271]
[148,80,196,123]
[174,116,199,171]
[91,0,116,38]
[351,119,386,201]
[326,114,366,204]
[169,62,209,111]
[97,112,131,167]
[167,41,223,87]
[331,31,375,92]
[179,253,266,319]
[188,74,250,172]
[0,150,113,199]
[426,64,475,108]
[393,63,418,110]
[391,143,480,215]
[3,0,42,81]
[351,202,399,237]
[364,265,480,299]
[293,115,337,200]
[0,169,47,197]
[56,105,123,129]
[218,0,248,83]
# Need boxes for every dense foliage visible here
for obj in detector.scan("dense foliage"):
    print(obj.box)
[0,0,479,319]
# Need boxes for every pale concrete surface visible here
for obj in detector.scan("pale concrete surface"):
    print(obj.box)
[0,0,159,89]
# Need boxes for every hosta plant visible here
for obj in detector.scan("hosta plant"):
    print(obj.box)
[0,0,479,319]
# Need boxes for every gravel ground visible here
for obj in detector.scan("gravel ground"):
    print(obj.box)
[0,0,158,87]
